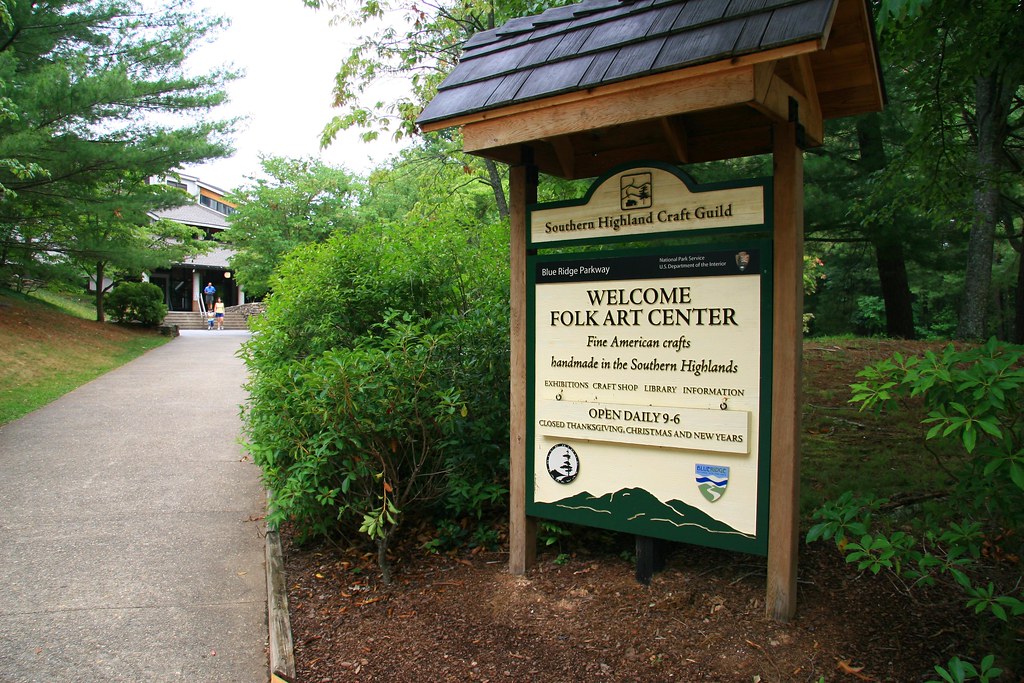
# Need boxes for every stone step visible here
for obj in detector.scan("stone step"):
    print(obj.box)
[163,311,249,330]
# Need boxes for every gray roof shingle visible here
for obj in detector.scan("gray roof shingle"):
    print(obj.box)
[417,0,839,126]
[150,203,229,230]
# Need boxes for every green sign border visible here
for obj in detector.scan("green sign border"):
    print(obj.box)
[526,239,774,555]
[527,160,773,249]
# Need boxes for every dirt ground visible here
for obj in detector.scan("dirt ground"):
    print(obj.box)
[279,340,1003,682]
[284,532,982,682]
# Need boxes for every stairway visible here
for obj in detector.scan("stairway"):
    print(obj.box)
[162,310,250,331]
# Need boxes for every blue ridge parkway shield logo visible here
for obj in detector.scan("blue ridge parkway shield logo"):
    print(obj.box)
[695,464,729,503]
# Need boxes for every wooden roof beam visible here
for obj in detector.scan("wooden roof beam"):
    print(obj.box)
[751,60,824,147]
[460,65,759,154]
[659,117,690,164]
[546,136,576,179]
[795,54,824,144]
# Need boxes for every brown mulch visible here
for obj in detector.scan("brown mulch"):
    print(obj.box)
[279,339,1008,682]
[282,531,974,682]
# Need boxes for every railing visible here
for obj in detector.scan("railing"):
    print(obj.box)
[198,294,210,329]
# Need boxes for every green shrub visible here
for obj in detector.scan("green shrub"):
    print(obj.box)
[248,312,463,582]
[808,338,1024,671]
[105,282,167,326]
[242,217,510,577]
[929,654,1003,683]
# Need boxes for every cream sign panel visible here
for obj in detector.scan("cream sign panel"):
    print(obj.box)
[527,246,770,550]
[529,165,768,246]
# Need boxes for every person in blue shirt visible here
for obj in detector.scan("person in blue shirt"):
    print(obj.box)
[203,282,216,309]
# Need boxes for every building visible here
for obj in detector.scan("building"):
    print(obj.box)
[147,173,245,312]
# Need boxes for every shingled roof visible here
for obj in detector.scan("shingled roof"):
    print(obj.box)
[418,0,884,179]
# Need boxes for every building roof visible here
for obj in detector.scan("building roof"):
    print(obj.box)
[182,246,234,268]
[417,0,884,178]
[420,0,844,125]
[150,203,229,230]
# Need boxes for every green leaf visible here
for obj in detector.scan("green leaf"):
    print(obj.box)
[1010,462,1024,491]
[965,429,978,452]
[976,418,1001,438]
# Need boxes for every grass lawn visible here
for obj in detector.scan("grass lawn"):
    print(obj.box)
[0,289,170,425]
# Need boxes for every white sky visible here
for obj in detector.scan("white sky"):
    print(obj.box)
[181,0,411,192]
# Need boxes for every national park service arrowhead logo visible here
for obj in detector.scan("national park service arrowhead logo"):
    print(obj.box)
[735,250,751,271]
[696,464,729,502]
[620,172,652,210]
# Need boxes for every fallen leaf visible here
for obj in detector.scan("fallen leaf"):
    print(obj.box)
[356,596,384,607]
[836,658,877,681]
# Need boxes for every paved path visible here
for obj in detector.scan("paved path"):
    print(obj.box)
[0,330,267,682]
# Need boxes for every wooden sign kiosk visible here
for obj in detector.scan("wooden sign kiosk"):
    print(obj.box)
[418,0,884,621]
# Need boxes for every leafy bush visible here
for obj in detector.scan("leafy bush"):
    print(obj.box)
[929,654,1003,683]
[852,295,886,335]
[242,217,510,577]
[248,312,463,582]
[808,339,1024,670]
[105,281,167,326]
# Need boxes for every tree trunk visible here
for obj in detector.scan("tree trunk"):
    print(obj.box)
[957,72,1010,340]
[0,229,10,272]
[857,113,916,338]
[95,260,106,322]
[484,158,509,220]
[1015,236,1024,344]
[874,240,916,338]
[376,533,392,585]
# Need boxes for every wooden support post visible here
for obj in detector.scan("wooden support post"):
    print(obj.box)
[766,120,804,621]
[509,153,538,576]
[635,535,667,585]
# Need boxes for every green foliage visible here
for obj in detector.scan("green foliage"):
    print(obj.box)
[929,655,1003,683]
[256,313,464,585]
[105,281,166,326]
[873,0,1024,339]
[0,0,236,291]
[539,520,572,548]
[312,0,574,145]
[220,156,362,297]
[810,339,1024,669]
[849,339,1024,496]
[242,199,510,578]
[248,312,463,580]
[852,295,887,336]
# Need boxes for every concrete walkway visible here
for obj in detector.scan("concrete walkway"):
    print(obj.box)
[0,330,267,682]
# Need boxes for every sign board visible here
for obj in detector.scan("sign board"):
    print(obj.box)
[527,245,771,554]
[529,162,769,248]
[525,163,773,555]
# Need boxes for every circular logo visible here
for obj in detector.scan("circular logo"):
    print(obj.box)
[546,443,580,484]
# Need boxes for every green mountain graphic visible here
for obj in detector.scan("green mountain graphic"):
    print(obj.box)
[530,487,759,552]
